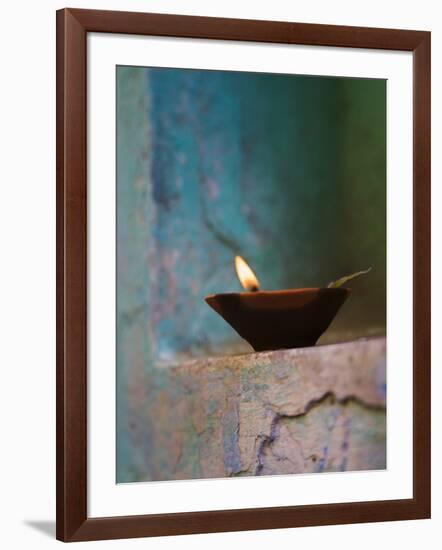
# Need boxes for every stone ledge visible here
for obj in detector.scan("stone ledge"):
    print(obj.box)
[119,336,386,482]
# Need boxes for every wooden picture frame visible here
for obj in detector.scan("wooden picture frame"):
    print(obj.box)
[56,7,431,542]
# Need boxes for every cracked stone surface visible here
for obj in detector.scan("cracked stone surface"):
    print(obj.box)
[118,337,386,482]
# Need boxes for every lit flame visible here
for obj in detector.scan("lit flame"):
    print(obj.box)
[235,255,260,292]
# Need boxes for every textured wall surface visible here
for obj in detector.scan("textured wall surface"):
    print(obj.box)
[117,66,386,364]
[116,66,387,482]
[118,337,386,482]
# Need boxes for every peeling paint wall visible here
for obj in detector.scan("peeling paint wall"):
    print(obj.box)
[117,66,386,364]
[118,337,386,482]
[116,66,387,482]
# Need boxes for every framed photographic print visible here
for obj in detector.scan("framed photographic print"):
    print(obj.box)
[56,8,431,542]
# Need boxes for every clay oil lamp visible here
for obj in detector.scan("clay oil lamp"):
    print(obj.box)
[205,256,370,352]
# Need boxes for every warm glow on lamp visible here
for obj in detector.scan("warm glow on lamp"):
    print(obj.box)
[234,255,260,292]
[206,256,368,351]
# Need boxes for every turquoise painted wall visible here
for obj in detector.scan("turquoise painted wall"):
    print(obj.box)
[116,66,386,482]
[117,66,386,364]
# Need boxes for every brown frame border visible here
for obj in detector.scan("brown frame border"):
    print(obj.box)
[56,7,431,542]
